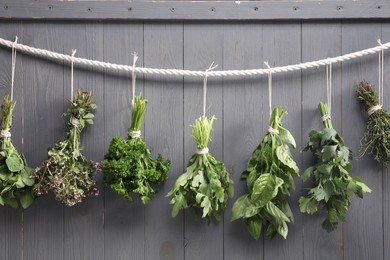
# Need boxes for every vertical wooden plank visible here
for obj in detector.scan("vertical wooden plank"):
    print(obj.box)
[183,23,224,260]
[22,22,65,260]
[262,23,303,259]
[62,23,104,260]
[0,22,23,260]
[222,23,265,260]
[341,22,383,260]
[103,22,145,260]
[301,22,343,260]
[143,22,184,260]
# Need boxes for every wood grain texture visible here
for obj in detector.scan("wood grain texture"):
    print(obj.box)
[0,22,23,260]
[21,22,65,260]
[143,22,185,260]
[62,23,104,260]
[183,23,224,260]
[301,22,343,260]
[262,22,303,259]
[341,22,383,260]
[222,23,265,260]
[102,22,145,260]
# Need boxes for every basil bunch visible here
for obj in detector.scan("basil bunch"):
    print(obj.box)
[167,115,234,222]
[102,94,170,204]
[31,90,98,206]
[231,107,299,240]
[299,102,371,232]
[0,95,34,208]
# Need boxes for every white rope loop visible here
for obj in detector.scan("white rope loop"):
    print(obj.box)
[0,130,11,138]
[131,52,139,106]
[268,126,279,135]
[264,61,273,117]
[368,104,382,116]
[70,49,77,102]
[203,62,218,116]
[195,147,209,155]
[378,39,385,106]
[10,36,18,101]
[326,58,332,116]
[129,130,141,139]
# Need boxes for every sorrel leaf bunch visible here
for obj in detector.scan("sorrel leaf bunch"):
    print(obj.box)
[357,81,390,164]
[102,94,170,204]
[231,107,299,240]
[31,90,98,206]
[299,102,371,232]
[0,95,34,208]
[167,115,234,222]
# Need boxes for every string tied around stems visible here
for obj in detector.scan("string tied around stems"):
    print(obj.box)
[10,36,17,101]
[195,147,209,155]
[70,49,77,102]
[202,61,218,116]
[131,52,139,107]
[322,58,332,122]
[129,130,141,139]
[0,130,11,138]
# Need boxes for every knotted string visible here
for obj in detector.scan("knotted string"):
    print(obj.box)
[203,62,218,116]
[264,61,273,118]
[10,36,17,101]
[131,52,139,107]
[70,49,77,102]
[322,58,332,122]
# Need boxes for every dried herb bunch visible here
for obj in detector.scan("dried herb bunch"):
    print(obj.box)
[31,90,98,206]
[102,94,170,204]
[357,80,390,164]
[0,95,35,208]
[231,107,299,240]
[167,115,234,222]
[299,102,371,232]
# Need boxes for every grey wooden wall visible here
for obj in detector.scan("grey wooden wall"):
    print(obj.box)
[0,20,389,260]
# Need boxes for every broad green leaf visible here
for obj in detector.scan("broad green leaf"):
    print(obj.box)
[276,145,299,174]
[15,176,25,188]
[1,185,12,195]
[247,216,262,240]
[299,196,318,214]
[302,166,314,181]
[279,127,296,148]
[314,186,330,202]
[250,173,277,207]
[0,195,4,205]
[20,192,34,209]
[322,145,338,161]
[83,113,95,119]
[21,170,35,186]
[231,195,250,221]
[171,193,188,217]
[277,221,288,239]
[191,172,205,187]
[6,153,24,172]
[200,196,212,218]
[5,197,18,208]
[265,201,290,223]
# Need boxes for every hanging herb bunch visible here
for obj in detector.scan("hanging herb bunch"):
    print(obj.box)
[357,80,390,164]
[231,107,299,240]
[167,115,234,222]
[0,95,35,208]
[31,90,99,206]
[102,94,170,204]
[299,102,371,232]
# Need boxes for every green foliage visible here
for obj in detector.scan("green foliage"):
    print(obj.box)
[0,95,35,208]
[167,115,234,222]
[102,94,169,204]
[299,102,371,232]
[231,107,299,240]
[31,90,98,206]
[357,81,390,165]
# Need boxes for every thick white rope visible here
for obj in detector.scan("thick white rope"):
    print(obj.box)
[129,130,141,139]
[131,52,139,106]
[1,37,390,78]
[70,49,77,102]
[203,62,218,116]
[0,130,11,138]
[10,36,17,101]
[195,147,209,155]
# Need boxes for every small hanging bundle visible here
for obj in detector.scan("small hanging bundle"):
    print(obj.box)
[0,95,35,208]
[357,81,390,164]
[31,90,98,206]
[231,107,299,240]
[102,94,170,204]
[299,102,371,232]
[167,115,234,222]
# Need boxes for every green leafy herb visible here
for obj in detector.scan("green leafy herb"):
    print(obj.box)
[299,102,371,232]
[167,115,234,222]
[0,95,35,208]
[357,81,390,164]
[31,90,98,206]
[231,107,298,240]
[102,94,170,204]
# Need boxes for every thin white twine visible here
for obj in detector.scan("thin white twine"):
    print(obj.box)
[325,58,332,119]
[10,36,17,101]
[195,147,209,155]
[2,37,389,78]
[203,62,218,116]
[131,52,139,106]
[268,126,279,135]
[321,114,331,122]
[0,130,11,138]
[264,61,273,117]
[129,130,141,139]
[368,104,382,116]
[70,49,77,102]
[378,39,384,106]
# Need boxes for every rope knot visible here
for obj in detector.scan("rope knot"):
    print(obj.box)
[71,118,80,128]
[195,147,209,155]
[268,126,279,135]
[368,105,382,116]
[129,130,141,139]
[0,130,11,138]
[321,114,331,122]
